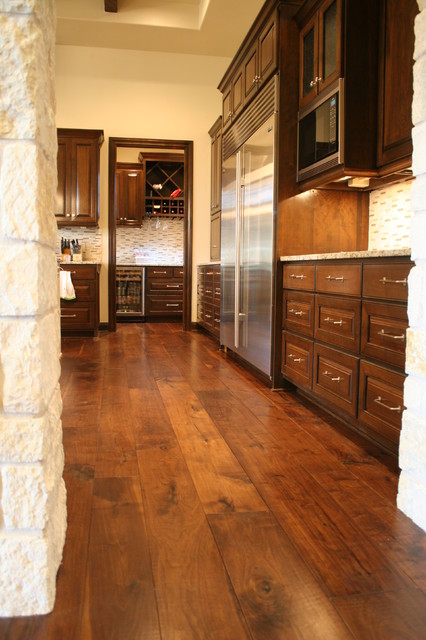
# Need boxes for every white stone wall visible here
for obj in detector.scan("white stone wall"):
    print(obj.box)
[397,0,426,532]
[0,0,66,616]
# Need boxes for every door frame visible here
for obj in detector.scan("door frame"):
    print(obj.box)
[108,137,193,332]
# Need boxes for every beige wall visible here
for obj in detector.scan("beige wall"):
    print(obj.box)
[55,45,229,322]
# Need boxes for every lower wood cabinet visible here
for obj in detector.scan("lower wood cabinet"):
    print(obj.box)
[197,264,221,339]
[145,266,183,320]
[281,255,412,453]
[60,263,100,336]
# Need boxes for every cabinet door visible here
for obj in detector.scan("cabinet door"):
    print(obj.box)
[232,65,244,120]
[222,84,233,129]
[243,42,258,103]
[318,0,342,95]
[299,14,318,108]
[116,168,144,226]
[376,0,417,169]
[210,211,221,262]
[55,140,70,221]
[258,11,278,87]
[72,138,98,225]
[210,127,222,214]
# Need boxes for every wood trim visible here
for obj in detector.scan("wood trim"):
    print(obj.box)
[108,137,193,333]
[105,0,118,12]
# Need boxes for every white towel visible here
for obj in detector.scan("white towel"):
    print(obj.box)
[59,271,76,300]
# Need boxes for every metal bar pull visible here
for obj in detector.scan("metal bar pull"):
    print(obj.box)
[379,277,407,286]
[61,314,77,318]
[322,370,341,382]
[377,329,405,341]
[288,308,304,316]
[374,396,402,412]
[323,316,343,326]
[325,275,344,281]
[288,353,303,363]
[166,284,180,288]
[290,274,306,279]
[166,303,179,308]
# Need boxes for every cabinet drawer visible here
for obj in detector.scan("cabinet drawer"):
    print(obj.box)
[358,360,405,449]
[61,302,95,330]
[202,302,215,329]
[146,297,182,315]
[214,285,221,306]
[213,308,221,334]
[146,279,183,294]
[315,295,361,353]
[283,291,314,337]
[146,267,174,278]
[361,301,408,369]
[212,265,221,281]
[202,281,215,301]
[316,263,362,296]
[61,264,97,281]
[283,264,315,291]
[313,344,359,417]
[362,262,412,301]
[72,280,96,301]
[173,266,184,278]
[282,331,313,390]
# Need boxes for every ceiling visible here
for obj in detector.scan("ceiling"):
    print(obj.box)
[55,0,267,58]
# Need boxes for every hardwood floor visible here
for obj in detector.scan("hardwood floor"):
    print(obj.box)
[2,323,426,639]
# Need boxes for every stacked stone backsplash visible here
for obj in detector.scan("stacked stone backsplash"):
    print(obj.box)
[116,217,184,265]
[57,226,103,262]
[0,0,66,616]
[368,179,413,250]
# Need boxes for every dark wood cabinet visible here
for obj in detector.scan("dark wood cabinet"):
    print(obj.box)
[55,129,103,227]
[243,10,278,104]
[298,0,342,108]
[222,66,244,131]
[197,264,221,340]
[60,263,100,335]
[145,266,183,320]
[116,163,144,226]
[282,255,413,453]
[209,117,222,262]
[376,0,418,173]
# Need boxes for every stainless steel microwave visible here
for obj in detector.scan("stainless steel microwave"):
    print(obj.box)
[297,78,344,182]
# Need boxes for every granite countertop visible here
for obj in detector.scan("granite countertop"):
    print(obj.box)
[59,260,100,265]
[280,248,411,262]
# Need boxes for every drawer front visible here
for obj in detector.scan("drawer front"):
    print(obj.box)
[146,267,174,279]
[283,291,314,337]
[313,344,359,417]
[212,265,221,281]
[281,331,313,390]
[358,360,405,449]
[214,284,221,306]
[361,301,407,369]
[202,281,215,302]
[146,279,183,294]
[146,297,183,315]
[61,264,97,281]
[61,302,95,330]
[283,264,315,291]
[315,295,361,353]
[202,302,215,330]
[173,266,184,278]
[72,280,96,301]
[213,308,221,335]
[362,262,412,301]
[316,263,362,296]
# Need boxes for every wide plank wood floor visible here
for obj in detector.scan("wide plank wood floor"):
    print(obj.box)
[2,323,426,639]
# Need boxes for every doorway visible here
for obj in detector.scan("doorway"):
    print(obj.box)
[108,137,193,332]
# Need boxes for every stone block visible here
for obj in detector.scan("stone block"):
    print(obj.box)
[410,212,426,260]
[1,436,64,530]
[0,12,56,155]
[411,175,426,213]
[0,479,66,617]
[404,375,426,414]
[412,121,426,177]
[0,312,61,414]
[0,385,62,463]
[397,471,426,533]
[0,142,57,246]
[406,327,426,377]
[407,265,426,327]
[399,410,426,472]
[0,244,58,316]
[413,54,426,126]
[414,8,426,60]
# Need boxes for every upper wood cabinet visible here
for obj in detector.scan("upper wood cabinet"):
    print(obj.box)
[115,163,145,226]
[299,0,342,108]
[220,6,278,131]
[209,116,222,262]
[55,129,104,227]
[376,0,418,173]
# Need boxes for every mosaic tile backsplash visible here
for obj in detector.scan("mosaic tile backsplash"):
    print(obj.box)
[116,218,184,265]
[368,180,413,250]
[56,227,103,262]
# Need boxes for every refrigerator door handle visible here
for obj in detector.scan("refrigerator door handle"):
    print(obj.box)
[234,153,242,348]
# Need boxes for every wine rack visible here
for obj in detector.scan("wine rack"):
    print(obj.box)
[145,157,184,218]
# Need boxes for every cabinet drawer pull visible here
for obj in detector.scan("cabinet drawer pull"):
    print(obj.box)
[205,288,212,294]
[205,314,212,319]
[153,270,167,274]
[166,284,180,288]
[166,303,179,307]
[377,329,405,341]
[289,274,306,279]
[379,277,407,286]
[322,370,341,382]
[325,275,344,282]
[288,353,303,363]
[288,308,304,316]
[206,271,214,275]
[214,319,220,323]
[323,316,343,326]
[374,396,402,412]
[61,314,77,318]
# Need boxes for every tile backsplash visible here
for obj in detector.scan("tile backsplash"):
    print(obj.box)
[368,180,413,250]
[56,227,103,261]
[116,217,184,265]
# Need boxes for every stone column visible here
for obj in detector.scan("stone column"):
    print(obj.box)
[0,0,66,616]
[397,0,426,532]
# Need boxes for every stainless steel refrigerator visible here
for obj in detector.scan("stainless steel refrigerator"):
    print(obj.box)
[220,81,276,378]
